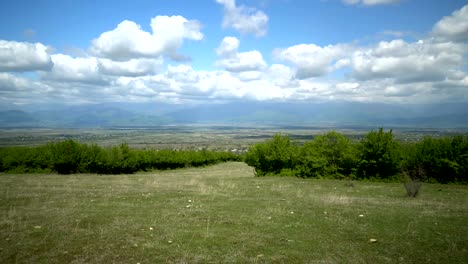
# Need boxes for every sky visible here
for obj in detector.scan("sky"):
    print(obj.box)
[0,0,467,106]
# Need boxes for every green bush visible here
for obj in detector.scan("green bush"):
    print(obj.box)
[245,134,297,176]
[356,128,401,180]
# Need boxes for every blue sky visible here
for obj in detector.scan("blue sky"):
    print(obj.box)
[0,0,467,105]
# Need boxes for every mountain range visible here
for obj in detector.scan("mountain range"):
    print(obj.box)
[1,101,467,128]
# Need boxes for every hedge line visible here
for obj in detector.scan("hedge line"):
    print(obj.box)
[0,140,241,174]
[245,129,467,184]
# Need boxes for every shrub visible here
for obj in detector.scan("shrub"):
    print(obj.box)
[245,134,297,176]
[357,128,401,180]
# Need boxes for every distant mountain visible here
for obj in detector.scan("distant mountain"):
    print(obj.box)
[165,101,468,127]
[0,110,38,127]
[1,105,170,128]
[1,101,467,128]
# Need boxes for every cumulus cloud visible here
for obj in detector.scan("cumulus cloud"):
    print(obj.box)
[432,5,468,42]
[89,16,203,61]
[45,54,105,84]
[98,58,163,77]
[342,0,400,6]
[216,0,268,37]
[0,73,56,105]
[216,37,267,72]
[276,43,351,79]
[0,73,31,91]
[350,39,466,83]
[0,40,53,72]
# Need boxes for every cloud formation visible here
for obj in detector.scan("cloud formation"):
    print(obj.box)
[216,37,267,72]
[90,16,203,61]
[0,4,467,106]
[98,58,163,77]
[0,40,53,72]
[350,39,466,84]
[276,44,351,79]
[216,0,268,37]
[432,5,468,42]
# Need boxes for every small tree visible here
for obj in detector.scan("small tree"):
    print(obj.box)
[357,128,401,180]
[245,134,297,176]
[312,131,357,178]
[51,140,82,174]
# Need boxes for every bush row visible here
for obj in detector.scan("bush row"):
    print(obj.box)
[245,129,467,184]
[0,140,241,174]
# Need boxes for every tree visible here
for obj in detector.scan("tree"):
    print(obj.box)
[357,128,400,179]
[51,140,82,174]
[245,134,296,176]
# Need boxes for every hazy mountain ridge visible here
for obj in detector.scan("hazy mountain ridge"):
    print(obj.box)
[1,102,467,128]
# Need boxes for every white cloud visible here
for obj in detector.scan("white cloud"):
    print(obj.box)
[350,39,466,83]
[216,36,240,57]
[0,73,31,91]
[98,58,163,77]
[216,37,267,72]
[0,40,53,72]
[45,54,105,84]
[89,16,203,61]
[0,73,56,104]
[1,5,467,106]
[216,0,268,37]
[276,43,351,79]
[342,0,400,6]
[167,64,200,83]
[238,71,262,82]
[433,5,468,42]
[267,64,298,88]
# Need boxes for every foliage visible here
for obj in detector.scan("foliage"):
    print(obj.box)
[245,129,467,184]
[412,136,468,184]
[1,129,466,183]
[0,140,240,175]
[244,134,297,176]
[356,128,401,180]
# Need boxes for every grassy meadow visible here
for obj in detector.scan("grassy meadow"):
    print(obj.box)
[0,162,467,263]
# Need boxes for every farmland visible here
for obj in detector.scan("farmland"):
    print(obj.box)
[1,126,465,150]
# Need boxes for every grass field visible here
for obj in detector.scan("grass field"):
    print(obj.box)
[0,162,467,263]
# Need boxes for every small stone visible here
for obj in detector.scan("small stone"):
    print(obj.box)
[359,214,364,217]
[149,227,153,231]
[290,211,294,214]
[168,240,173,244]
[369,238,377,243]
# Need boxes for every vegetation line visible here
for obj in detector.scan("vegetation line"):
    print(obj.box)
[0,128,466,184]
[0,140,240,175]
[245,129,467,184]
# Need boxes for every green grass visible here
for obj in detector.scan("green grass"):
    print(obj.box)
[0,162,467,263]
